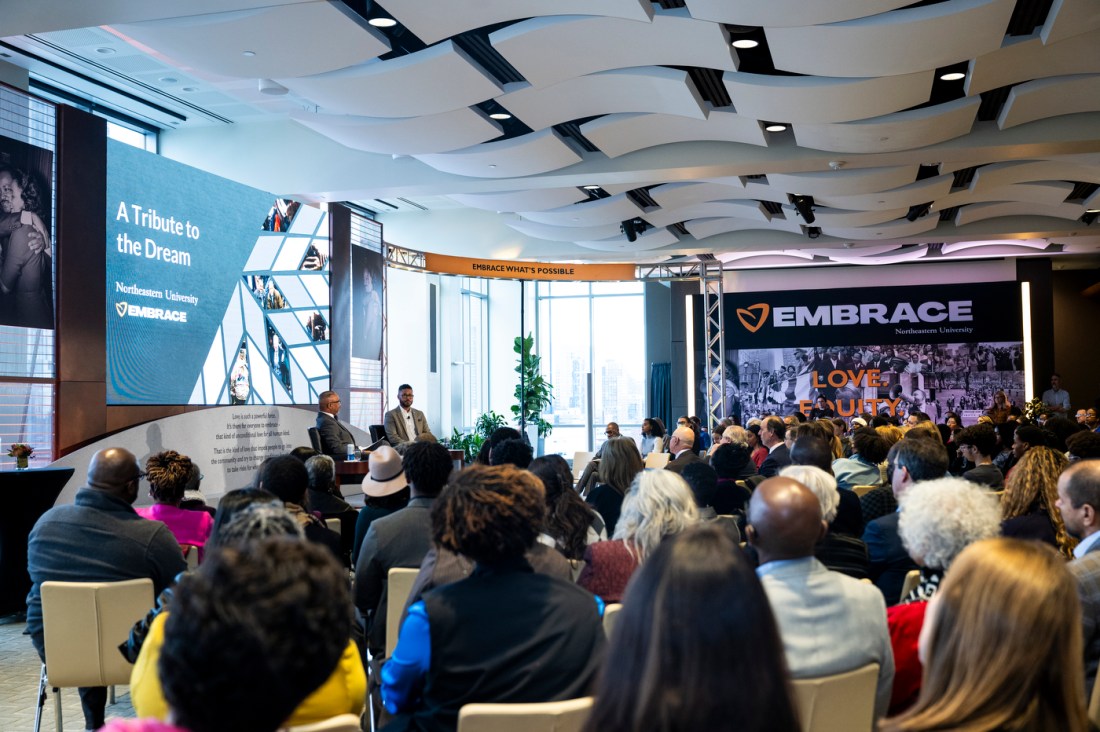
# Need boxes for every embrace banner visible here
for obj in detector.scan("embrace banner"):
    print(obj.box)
[692,281,1025,424]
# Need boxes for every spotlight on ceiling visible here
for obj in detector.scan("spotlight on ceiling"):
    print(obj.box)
[791,194,815,224]
[939,71,966,81]
[906,202,933,222]
[368,17,398,27]
[621,218,648,243]
[582,184,600,190]
[807,226,822,239]
[764,123,788,133]
[1083,210,1100,225]
[732,39,759,49]
[257,78,289,96]
[489,112,512,120]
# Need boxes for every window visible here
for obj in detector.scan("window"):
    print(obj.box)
[460,278,488,427]
[536,281,645,456]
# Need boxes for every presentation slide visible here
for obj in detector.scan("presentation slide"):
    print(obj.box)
[106,140,330,405]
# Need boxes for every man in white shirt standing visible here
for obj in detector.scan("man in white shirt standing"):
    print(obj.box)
[1042,373,1071,415]
[384,384,434,446]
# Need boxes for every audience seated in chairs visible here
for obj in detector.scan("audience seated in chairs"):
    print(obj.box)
[135,450,214,563]
[585,437,644,537]
[886,477,1001,715]
[352,446,411,561]
[381,464,606,731]
[304,453,358,563]
[255,454,342,562]
[779,465,870,580]
[1001,445,1076,558]
[832,428,890,492]
[881,538,1088,732]
[789,435,863,537]
[680,462,740,544]
[529,456,606,562]
[578,470,698,603]
[710,443,755,516]
[583,525,801,732]
[104,536,357,732]
[488,437,533,469]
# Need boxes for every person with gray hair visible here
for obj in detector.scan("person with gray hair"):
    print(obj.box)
[578,469,698,602]
[780,465,869,579]
[305,453,356,562]
[887,477,1001,714]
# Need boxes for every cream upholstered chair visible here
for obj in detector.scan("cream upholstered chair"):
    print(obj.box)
[457,697,594,732]
[35,578,155,732]
[571,452,595,486]
[602,603,622,638]
[385,567,421,659]
[324,517,342,535]
[283,713,364,732]
[644,452,671,469]
[899,569,921,601]
[790,663,879,732]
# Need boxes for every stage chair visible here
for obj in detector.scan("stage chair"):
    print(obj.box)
[790,663,879,732]
[899,569,921,601]
[369,425,387,443]
[35,578,155,732]
[456,697,594,732]
[385,568,420,659]
[308,427,323,452]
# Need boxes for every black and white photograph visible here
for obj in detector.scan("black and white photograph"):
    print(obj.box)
[0,136,54,330]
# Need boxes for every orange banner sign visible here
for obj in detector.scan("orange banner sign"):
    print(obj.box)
[423,253,635,282]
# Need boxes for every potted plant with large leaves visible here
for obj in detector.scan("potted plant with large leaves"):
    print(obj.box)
[442,411,508,464]
[513,333,553,442]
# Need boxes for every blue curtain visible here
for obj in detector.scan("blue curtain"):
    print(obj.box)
[649,362,672,432]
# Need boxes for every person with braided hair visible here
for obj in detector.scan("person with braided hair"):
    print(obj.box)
[381,464,605,731]
[136,450,214,560]
[1001,445,1076,559]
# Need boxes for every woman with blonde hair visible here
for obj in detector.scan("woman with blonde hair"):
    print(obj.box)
[578,470,698,602]
[876,424,904,447]
[1001,445,1075,558]
[882,538,1087,732]
[586,436,644,536]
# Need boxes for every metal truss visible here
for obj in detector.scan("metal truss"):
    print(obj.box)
[700,261,727,430]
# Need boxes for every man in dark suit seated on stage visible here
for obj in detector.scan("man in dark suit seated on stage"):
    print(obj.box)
[316,390,357,458]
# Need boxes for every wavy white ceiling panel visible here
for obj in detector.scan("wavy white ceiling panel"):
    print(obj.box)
[382,0,653,45]
[575,227,678,252]
[813,175,954,210]
[942,239,1053,254]
[955,201,1084,225]
[686,217,802,241]
[412,128,582,178]
[491,11,734,89]
[942,181,1076,208]
[279,41,501,118]
[794,97,980,154]
[291,108,501,155]
[825,247,932,265]
[802,243,908,258]
[769,166,919,197]
[649,181,753,209]
[500,67,707,132]
[580,110,766,158]
[767,0,1016,77]
[685,0,910,27]
[808,207,910,227]
[116,3,389,79]
[448,188,588,213]
[968,31,1100,96]
[998,74,1100,130]
[517,192,644,227]
[823,217,939,240]
[644,201,771,228]
[715,252,817,266]
[506,219,624,241]
[973,160,1100,189]
[723,71,933,124]
[1042,0,1100,44]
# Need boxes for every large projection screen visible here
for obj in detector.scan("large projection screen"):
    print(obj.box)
[106,140,330,405]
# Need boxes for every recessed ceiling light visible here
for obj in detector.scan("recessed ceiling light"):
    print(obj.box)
[489,112,512,120]
[940,72,965,81]
[488,164,497,169]
[583,184,600,190]
[732,39,759,49]
[765,123,787,132]
[242,50,256,57]
[180,86,197,93]
[95,47,116,55]
[369,17,398,27]
[159,77,178,84]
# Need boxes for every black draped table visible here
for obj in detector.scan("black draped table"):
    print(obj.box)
[0,466,74,616]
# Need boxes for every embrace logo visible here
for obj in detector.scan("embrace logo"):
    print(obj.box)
[736,303,770,333]
[116,302,128,317]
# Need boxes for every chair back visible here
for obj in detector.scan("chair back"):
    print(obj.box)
[572,452,595,483]
[324,517,342,535]
[644,452,670,469]
[283,713,363,732]
[386,567,420,658]
[308,427,322,452]
[791,663,879,732]
[182,544,201,570]
[41,578,155,688]
[852,485,878,497]
[602,603,622,638]
[899,569,921,601]
[369,425,387,443]
[457,697,594,732]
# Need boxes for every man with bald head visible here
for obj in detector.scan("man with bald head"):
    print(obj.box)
[747,477,894,720]
[26,447,186,731]
[664,425,701,474]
